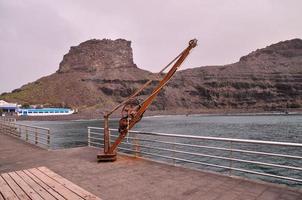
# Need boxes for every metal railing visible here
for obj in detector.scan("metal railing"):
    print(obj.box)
[0,117,16,123]
[0,119,51,149]
[88,127,302,186]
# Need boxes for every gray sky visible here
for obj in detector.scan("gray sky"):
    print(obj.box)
[1,0,302,93]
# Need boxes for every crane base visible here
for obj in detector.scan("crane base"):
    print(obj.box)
[97,153,117,162]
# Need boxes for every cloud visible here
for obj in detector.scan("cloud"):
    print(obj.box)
[0,0,302,93]
[0,0,76,93]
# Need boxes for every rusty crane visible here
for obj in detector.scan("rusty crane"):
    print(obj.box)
[97,39,198,161]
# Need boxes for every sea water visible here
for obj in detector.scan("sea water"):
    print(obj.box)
[22,114,302,148]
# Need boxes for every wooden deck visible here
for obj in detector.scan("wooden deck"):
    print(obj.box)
[0,167,101,200]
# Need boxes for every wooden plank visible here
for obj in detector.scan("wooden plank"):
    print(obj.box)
[1,173,30,200]
[38,167,102,200]
[8,172,44,200]
[16,170,57,200]
[23,170,66,200]
[0,175,18,200]
[28,168,83,200]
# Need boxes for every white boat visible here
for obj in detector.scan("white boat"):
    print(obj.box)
[17,108,74,116]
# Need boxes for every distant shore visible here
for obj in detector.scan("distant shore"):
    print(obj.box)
[11,108,302,121]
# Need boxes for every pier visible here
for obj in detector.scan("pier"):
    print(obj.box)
[1,133,301,199]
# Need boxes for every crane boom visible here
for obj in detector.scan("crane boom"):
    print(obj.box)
[97,39,197,161]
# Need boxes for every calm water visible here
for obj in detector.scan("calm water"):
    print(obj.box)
[21,114,302,187]
[21,114,302,148]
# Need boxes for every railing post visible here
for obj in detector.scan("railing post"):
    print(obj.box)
[0,120,3,134]
[229,141,233,176]
[2,121,4,134]
[173,137,176,166]
[4,122,9,134]
[18,126,21,138]
[2,122,4,134]
[35,127,38,145]
[47,129,50,149]
[12,122,17,137]
[134,133,140,158]
[8,122,12,136]
[5,121,8,134]
[6,122,9,135]
[88,128,91,147]
[12,122,15,136]
[25,126,28,141]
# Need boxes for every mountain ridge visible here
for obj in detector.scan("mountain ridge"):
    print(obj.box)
[1,38,301,116]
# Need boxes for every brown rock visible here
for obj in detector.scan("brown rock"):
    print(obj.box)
[1,38,301,115]
[58,39,137,73]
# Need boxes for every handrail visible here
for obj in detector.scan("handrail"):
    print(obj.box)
[11,122,50,131]
[88,127,302,147]
[117,147,302,183]
[104,134,302,159]
[0,119,51,149]
[0,117,16,123]
[88,127,302,186]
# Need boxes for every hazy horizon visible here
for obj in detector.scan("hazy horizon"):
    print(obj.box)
[1,0,302,93]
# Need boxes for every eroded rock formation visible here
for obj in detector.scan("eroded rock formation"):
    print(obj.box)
[1,38,301,115]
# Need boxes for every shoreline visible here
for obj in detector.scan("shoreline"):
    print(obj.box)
[11,108,302,121]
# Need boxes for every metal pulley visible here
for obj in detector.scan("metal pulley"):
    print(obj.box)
[189,39,198,48]
[119,99,142,133]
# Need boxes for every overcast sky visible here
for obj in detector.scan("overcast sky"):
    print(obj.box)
[0,0,301,93]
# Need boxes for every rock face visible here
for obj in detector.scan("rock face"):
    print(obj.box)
[1,38,301,115]
[58,39,136,73]
[0,39,154,113]
[166,39,302,112]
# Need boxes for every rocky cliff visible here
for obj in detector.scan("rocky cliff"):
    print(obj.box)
[166,39,302,112]
[1,38,301,115]
[58,39,137,73]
